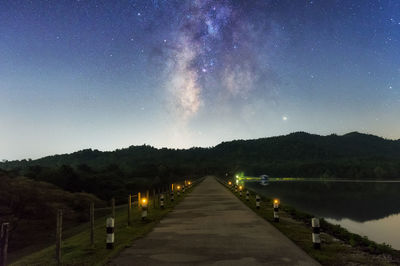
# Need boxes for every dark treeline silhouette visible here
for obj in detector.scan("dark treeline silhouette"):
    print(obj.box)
[0,169,105,256]
[1,132,400,202]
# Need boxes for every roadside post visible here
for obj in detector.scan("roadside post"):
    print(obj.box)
[256,195,261,209]
[141,198,148,220]
[312,218,321,249]
[128,194,132,226]
[0,223,9,266]
[153,189,156,208]
[273,199,280,222]
[160,194,165,209]
[246,190,250,201]
[90,202,94,245]
[170,186,174,202]
[106,217,114,249]
[56,209,62,265]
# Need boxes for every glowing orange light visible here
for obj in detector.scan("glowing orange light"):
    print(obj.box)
[142,198,147,204]
[177,185,181,190]
[239,185,243,190]
[273,199,279,204]
[228,181,232,185]
[188,181,191,185]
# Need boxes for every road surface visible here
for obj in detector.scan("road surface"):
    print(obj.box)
[110,176,319,265]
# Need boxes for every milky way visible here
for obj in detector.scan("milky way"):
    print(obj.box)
[1,0,400,159]
[164,0,277,120]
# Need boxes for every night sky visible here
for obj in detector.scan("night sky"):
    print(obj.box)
[1,0,400,160]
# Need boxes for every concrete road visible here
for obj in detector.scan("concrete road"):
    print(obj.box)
[110,176,320,266]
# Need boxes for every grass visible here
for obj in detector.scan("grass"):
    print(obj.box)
[219,179,400,265]
[11,182,200,266]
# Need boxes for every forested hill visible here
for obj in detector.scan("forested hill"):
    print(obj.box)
[2,132,400,167]
[0,132,400,186]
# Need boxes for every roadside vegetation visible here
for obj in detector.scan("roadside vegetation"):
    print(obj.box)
[219,179,400,265]
[10,180,199,266]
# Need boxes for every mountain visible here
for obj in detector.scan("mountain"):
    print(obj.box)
[2,132,399,170]
[1,132,400,194]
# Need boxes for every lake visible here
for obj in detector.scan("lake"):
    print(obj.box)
[247,180,400,249]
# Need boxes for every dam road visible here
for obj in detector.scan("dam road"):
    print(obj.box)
[111,176,319,266]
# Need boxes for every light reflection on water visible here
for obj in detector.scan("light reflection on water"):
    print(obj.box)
[247,180,400,249]
[326,214,400,249]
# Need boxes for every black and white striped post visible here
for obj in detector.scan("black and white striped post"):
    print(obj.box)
[239,186,243,197]
[141,198,148,220]
[273,199,280,222]
[234,185,238,193]
[182,185,185,194]
[106,217,114,249]
[160,194,165,209]
[177,186,181,197]
[255,195,261,209]
[170,188,174,202]
[312,218,321,249]
[246,190,250,201]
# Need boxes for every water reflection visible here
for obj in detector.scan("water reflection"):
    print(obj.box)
[247,181,400,249]
[326,214,400,249]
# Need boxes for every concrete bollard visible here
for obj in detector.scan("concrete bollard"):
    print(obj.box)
[141,198,148,220]
[160,194,165,209]
[312,218,321,249]
[255,195,261,209]
[246,191,250,201]
[106,217,114,249]
[273,199,279,222]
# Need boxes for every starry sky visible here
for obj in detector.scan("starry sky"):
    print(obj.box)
[1,0,400,160]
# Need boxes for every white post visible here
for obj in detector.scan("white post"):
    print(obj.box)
[106,217,114,249]
[160,194,165,209]
[142,199,148,220]
[312,218,321,249]
[273,201,279,222]
[255,195,261,209]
